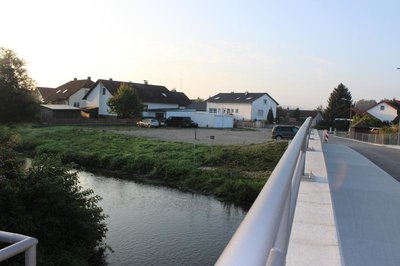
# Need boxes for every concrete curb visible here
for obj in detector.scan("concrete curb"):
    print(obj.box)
[286,129,341,266]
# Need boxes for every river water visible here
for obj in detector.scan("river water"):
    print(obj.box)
[78,171,247,266]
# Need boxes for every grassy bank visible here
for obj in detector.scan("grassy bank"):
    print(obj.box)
[16,125,287,205]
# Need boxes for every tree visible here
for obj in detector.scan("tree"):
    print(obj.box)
[0,47,39,123]
[267,108,274,124]
[0,127,108,265]
[324,83,353,125]
[107,83,143,118]
[354,99,377,111]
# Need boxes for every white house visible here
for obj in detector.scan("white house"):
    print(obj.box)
[365,100,400,122]
[84,79,191,118]
[165,109,234,128]
[206,92,279,121]
[38,77,95,108]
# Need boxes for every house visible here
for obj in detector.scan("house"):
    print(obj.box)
[206,92,278,121]
[83,79,191,118]
[298,110,323,126]
[36,87,55,103]
[37,77,95,108]
[186,101,207,112]
[365,100,400,123]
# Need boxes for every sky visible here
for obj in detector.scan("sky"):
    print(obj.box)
[1,0,399,109]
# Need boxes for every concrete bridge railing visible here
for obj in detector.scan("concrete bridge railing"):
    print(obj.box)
[216,117,312,266]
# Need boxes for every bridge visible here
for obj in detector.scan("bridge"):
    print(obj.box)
[2,117,400,265]
[216,118,400,266]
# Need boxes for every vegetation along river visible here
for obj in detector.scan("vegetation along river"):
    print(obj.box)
[78,170,247,266]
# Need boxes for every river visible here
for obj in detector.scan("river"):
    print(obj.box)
[78,171,247,266]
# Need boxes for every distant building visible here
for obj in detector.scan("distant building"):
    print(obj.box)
[206,92,278,121]
[83,79,191,119]
[37,77,95,108]
[364,100,400,122]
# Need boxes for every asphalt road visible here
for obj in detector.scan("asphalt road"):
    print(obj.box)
[330,136,400,182]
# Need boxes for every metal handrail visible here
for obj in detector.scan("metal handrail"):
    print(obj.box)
[216,117,312,266]
[0,231,38,266]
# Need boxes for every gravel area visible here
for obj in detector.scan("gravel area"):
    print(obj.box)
[109,127,273,145]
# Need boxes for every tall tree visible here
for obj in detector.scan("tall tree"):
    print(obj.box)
[324,83,353,124]
[267,108,274,124]
[0,47,39,123]
[107,83,143,118]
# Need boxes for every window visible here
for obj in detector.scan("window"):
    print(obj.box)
[246,97,253,100]
[62,89,68,93]
[257,109,264,116]
[236,97,241,100]
[231,109,234,113]
[161,93,167,97]
[209,108,217,113]
[264,99,268,104]
[218,108,221,113]
[102,88,106,95]
[235,109,239,113]
[380,105,385,110]
[214,96,220,100]
[56,89,61,94]
[143,105,148,111]
[73,102,80,108]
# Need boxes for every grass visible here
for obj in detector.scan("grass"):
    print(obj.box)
[15,124,287,205]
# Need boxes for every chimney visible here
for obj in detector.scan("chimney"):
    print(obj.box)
[245,91,248,96]
[144,80,148,85]
[74,78,77,81]
[87,76,91,80]
[109,78,113,81]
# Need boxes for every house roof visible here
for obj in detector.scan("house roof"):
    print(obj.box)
[37,87,55,102]
[40,104,81,110]
[186,101,207,111]
[84,79,190,106]
[46,78,95,102]
[366,100,400,112]
[169,91,192,106]
[207,92,279,105]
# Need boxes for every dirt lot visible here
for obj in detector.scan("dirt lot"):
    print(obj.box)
[109,127,273,145]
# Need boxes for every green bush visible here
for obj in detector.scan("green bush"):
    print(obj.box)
[0,127,108,265]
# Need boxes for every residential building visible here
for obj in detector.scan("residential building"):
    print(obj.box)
[83,79,191,118]
[206,92,278,121]
[37,77,95,108]
[36,87,55,103]
[365,100,400,122]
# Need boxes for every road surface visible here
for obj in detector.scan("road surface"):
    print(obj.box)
[329,136,400,182]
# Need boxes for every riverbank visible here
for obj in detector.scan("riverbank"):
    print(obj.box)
[15,125,287,205]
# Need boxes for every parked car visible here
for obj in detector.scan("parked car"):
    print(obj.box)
[137,118,160,128]
[165,116,198,128]
[271,125,299,140]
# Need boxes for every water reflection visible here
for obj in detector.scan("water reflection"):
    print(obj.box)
[78,171,247,266]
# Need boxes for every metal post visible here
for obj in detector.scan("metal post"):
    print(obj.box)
[25,246,36,266]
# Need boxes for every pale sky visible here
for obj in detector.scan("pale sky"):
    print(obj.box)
[1,0,399,109]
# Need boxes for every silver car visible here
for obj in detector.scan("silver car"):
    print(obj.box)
[137,118,159,128]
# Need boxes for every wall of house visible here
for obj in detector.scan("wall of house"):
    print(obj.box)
[206,94,277,121]
[69,88,91,108]
[250,95,277,121]
[86,84,100,109]
[367,103,397,122]
[166,110,233,128]
[206,102,251,120]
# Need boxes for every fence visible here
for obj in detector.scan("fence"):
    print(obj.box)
[0,231,38,266]
[352,132,400,146]
[216,117,312,266]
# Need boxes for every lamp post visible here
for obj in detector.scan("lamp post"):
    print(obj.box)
[397,68,400,145]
